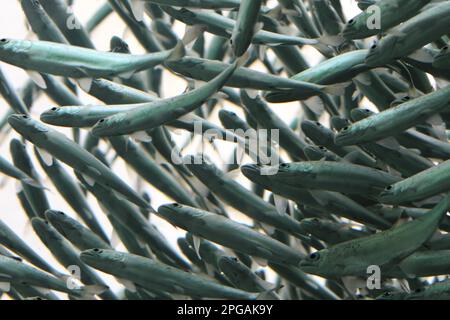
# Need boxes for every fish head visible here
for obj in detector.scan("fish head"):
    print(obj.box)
[377,184,401,204]
[433,45,450,67]
[91,114,125,137]
[365,37,398,67]
[40,106,80,125]
[31,217,60,242]
[45,210,76,234]
[334,124,357,146]
[304,145,333,161]
[301,120,333,145]
[80,249,126,270]
[350,108,374,122]
[341,16,364,40]
[8,114,49,141]
[299,218,321,234]
[376,291,408,300]
[157,203,205,230]
[0,38,32,59]
[298,249,330,277]
[241,163,275,188]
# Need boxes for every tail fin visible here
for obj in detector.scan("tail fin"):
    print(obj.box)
[167,41,186,62]
[322,82,352,96]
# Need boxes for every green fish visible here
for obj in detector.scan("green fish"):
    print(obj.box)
[158,203,305,266]
[91,56,243,137]
[299,194,450,278]
[335,85,450,146]
[7,114,149,209]
[81,249,260,299]
[342,0,431,40]
[365,2,450,67]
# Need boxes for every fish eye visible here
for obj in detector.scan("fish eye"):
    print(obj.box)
[386,185,392,190]
[0,38,8,43]
[280,163,288,168]
[309,252,320,261]
[311,218,320,223]
[93,248,102,253]
[382,292,391,297]
[442,46,448,51]
[50,107,58,111]
[172,203,181,208]
[315,121,322,126]
[371,43,377,49]
[319,146,326,150]
[57,211,65,215]
[348,19,355,25]
[364,109,371,113]
[342,126,349,131]
[22,115,29,119]
[98,119,105,123]
[414,288,424,293]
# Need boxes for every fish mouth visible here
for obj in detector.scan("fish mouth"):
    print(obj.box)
[90,120,109,137]
[157,203,181,218]
[80,249,102,263]
[7,114,28,129]
[240,164,262,177]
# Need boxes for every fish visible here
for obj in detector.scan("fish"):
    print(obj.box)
[299,194,450,278]
[91,55,245,137]
[7,114,149,209]
[45,210,111,251]
[365,2,450,67]
[31,217,117,300]
[335,85,450,146]
[158,203,305,266]
[342,0,431,40]
[0,254,106,299]
[230,0,263,57]
[81,249,260,299]
[379,158,450,205]
[0,38,185,80]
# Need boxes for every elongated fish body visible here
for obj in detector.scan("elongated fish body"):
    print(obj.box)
[158,203,304,266]
[34,150,109,242]
[386,250,450,278]
[342,0,431,40]
[0,254,92,297]
[379,159,450,205]
[7,114,149,209]
[31,218,117,300]
[335,85,450,145]
[81,249,258,299]
[142,0,241,9]
[108,136,197,206]
[91,58,239,136]
[165,56,327,94]
[162,6,319,47]
[267,161,400,196]
[0,38,182,78]
[241,164,392,230]
[299,218,370,245]
[365,2,450,66]
[230,0,263,56]
[0,155,40,188]
[299,195,450,278]
[265,50,369,102]
[45,210,111,251]
[0,219,59,275]
[184,156,308,238]
[76,174,190,270]
[404,279,450,300]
